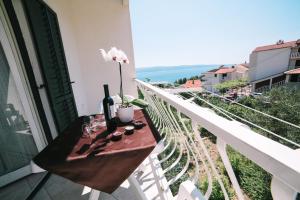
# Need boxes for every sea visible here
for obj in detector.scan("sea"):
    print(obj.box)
[136,65,219,83]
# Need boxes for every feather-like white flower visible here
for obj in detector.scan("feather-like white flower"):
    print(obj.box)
[118,49,129,64]
[99,47,129,64]
[99,49,112,62]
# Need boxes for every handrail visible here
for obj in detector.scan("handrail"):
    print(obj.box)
[135,79,300,193]
[291,52,300,58]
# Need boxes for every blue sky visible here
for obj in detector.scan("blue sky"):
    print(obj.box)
[130,0,300,68]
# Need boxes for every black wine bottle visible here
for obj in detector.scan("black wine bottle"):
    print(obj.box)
[103,84,117,132]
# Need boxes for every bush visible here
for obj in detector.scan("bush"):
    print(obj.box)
[227,147,272,200]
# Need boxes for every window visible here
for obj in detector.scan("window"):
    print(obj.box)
[214,74,217,77]
[295,59,300,67]
[290,74,300,82]
[222,73,227,78]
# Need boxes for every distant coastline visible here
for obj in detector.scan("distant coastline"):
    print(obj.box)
[136,64,229,83]
[136,64,224,68]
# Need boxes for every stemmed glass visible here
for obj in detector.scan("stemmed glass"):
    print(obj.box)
[95,115,106,127]
[82,123,92,138]
[89,116,95,124]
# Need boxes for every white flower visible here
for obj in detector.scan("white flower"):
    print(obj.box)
[99,47,129,64]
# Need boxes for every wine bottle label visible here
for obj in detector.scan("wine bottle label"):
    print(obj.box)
[110,105,116,118]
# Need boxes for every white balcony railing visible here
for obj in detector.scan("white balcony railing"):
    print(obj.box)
[272,80,286,88]
[135,79,300,200]
[291,52,300,59]
[255,85,270,93]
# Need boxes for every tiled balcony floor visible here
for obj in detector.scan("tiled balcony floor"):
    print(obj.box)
[0,173,46,200]
[0,173,142,200]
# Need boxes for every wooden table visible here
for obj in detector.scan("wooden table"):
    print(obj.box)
[33,109,160,198]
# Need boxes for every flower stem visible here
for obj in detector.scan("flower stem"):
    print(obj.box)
[119,62,124,105]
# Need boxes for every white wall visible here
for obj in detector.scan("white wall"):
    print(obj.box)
[202,73,219,92]
[232,66,249,80]
[249,48,291,82]
[46,0,137,115]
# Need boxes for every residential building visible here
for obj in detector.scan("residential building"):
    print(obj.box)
[201,68,219,92]
[232,63,249,80]
[0,0,299,200]
[284,40,300,89]
[202,64,249,92]
[249,40,300,92]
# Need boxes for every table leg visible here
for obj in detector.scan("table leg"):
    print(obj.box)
[89,189,101,200]
[128,174,147,200]
[137,163,146,173]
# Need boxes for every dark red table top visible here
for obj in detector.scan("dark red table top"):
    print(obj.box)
[33,109,160,193]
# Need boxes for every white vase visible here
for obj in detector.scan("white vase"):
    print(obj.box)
[117,105,134,123]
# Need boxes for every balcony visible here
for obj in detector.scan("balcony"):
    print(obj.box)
[134,79,300,200]
[1,79,299,200]
[1,0,300,199]
[291,52,300,59]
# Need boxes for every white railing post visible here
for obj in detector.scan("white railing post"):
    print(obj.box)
[127,175,148,200]
[271,177,297,200]
[216,138,244,200]
[177,180,205,200]
[192,121,229,200]
[271,149,300,200]
[291,52,300,59]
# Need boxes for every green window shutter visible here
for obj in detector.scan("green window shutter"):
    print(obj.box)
[23,0,78,134]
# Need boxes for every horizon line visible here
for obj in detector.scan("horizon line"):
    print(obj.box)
[136,63,235,68]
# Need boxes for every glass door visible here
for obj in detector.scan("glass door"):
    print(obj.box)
[0,5,44,187]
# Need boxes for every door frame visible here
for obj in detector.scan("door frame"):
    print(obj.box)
[0,1,48,186]
[9,0,59,139]
[22,0,78,134]
[2,0,53,144]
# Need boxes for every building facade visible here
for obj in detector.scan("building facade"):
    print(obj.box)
[202,64,249,92]
[249,40,300,92]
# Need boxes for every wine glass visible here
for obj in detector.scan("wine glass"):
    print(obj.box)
[96,115,106,127]
[82,123,92,138]
[89,116,95,124]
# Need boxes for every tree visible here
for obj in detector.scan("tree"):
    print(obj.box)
[214,78,248,94]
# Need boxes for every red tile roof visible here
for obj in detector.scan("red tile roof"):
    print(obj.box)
[215,68,235,74]
[183,80,202,88]
[205,68,219,73]
[239,63,249,68]
[253,41,297,52]
[285,68,300,75]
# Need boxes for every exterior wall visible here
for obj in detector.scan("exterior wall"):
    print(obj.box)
[289,47,300,69]
[203,66,249,92]
[45,0,137,115]
[232,66,249,80]
[219,73,232,83]
[202,73,219,92]
[248,48,291,82]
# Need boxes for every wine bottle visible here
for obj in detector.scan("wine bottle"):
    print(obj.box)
[103,84,117,132]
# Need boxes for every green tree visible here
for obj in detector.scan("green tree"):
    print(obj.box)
[214,78,248,94]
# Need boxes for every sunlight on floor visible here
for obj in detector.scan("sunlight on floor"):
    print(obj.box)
[81,186,92,195]
[120,180,130,189]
